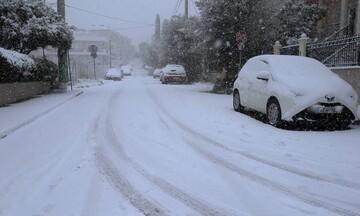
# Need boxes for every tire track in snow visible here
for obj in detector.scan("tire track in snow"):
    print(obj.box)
[147,87,360,190]
[146,86,360,216]
[164,111,360,191]
[103,89,238,216]
[88,85,168,216]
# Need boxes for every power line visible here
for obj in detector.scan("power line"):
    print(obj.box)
[65,4,154,26]
[190,0,199,16]
[107,26,155,31]
[173,0,181,15]
[174,0,183,16]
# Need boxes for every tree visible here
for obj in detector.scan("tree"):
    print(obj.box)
[154,14,161,43]
[161,16,202,82]
[276,0,326,45]
[138,42,158,67]
[196,0,258,88]
[0,0,74,54]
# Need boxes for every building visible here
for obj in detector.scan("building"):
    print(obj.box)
[68,30,110,80]
[318,0,360,37]
[31,30,111,81]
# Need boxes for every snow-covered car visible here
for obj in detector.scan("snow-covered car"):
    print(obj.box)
[104,68,122,81]
[153,69,162,78]
[160,64,186,84]
[233,55,358,129]
[121,65,132,76]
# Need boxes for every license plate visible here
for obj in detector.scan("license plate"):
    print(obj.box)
[318,107,337,113]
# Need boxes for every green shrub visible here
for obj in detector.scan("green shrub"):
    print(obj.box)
[0,55,24,83]
[30,58,58,83]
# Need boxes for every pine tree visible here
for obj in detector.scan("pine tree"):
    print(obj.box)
[154,14,161,43]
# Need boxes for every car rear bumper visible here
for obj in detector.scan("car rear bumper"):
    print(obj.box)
[162,75,186,83]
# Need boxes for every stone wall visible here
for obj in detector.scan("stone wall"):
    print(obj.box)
[331,67,360,103]
[0,82,51,107]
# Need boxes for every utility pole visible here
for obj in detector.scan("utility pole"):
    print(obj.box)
[57,0,68,89]
[109,40,112,68]
[185,0,189,19]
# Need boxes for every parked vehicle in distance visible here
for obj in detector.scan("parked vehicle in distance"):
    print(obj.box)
[121,65,132,76]
[160,64,186,84]
[233,55,358,129]
[153,69,162,78]
[104,68,123,81]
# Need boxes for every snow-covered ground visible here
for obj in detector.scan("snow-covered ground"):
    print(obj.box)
[0,69,359,216]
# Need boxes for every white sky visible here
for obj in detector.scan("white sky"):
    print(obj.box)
[46,0,200,46]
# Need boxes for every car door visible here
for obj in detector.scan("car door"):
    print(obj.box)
[248,60,270,112]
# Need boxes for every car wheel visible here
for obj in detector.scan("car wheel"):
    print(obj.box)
[333,119,351,131]
[233,90,244,112]
[267,98,282,126]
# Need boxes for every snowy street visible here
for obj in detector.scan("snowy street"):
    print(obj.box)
[0,69,360,216]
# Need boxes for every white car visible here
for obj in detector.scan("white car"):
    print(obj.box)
[153,68,162,78]
[160,64,186,84]
[121,65,132,76]
[104,68,122,81]
[233,55,358,129]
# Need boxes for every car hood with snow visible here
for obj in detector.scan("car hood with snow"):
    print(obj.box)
[262,55,359,120]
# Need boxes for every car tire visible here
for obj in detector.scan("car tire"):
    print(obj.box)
[333,119,351,131]
[233,90,244,112]
[267,98,282,126]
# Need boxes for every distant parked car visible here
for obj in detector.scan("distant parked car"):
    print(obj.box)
[121,65,132,76]
[233,55,358,129]
[153,69,162,78]
[160,64,186,84]
[104,68,122,81]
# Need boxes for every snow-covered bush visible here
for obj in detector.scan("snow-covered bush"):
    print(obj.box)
[30,58,58,83]
[0,48,34,83]
[0,48,57,83]
[0,0,74,54]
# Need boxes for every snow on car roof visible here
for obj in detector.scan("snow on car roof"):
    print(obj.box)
[106,68,121,76]
[255,55,333,77]
[247,55,354,96]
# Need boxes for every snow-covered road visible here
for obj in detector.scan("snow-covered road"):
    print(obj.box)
[0,69,359,216]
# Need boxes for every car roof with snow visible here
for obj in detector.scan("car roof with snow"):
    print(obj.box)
[250,55,335,77]
[163,64,185,74]
[242,55,354,95]
[106,68,121,76]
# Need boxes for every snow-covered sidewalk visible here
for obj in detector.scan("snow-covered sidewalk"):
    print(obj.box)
[0,89,83,139]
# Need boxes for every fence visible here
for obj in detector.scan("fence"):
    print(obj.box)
[280,35,360,67]
[308,36,360,67]
[274,35,360,103]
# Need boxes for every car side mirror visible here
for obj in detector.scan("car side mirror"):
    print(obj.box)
[256,71,270,81]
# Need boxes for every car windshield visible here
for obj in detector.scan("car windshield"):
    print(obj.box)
[267,56,333,77]
[1,1,359,216]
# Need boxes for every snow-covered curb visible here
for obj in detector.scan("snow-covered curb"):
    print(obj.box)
[73,79,104,89]
[0,91,83,140]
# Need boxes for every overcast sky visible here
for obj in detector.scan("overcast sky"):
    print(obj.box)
[46,0,199,46]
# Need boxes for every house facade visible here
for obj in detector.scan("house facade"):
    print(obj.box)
[68,30,110,80]
[32,30,111,81]
[318,0,360,37]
